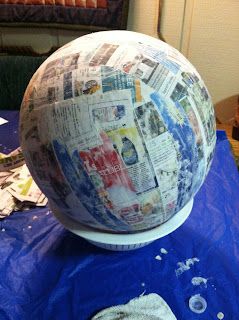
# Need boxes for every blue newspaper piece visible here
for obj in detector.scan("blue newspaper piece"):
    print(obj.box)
[136,43,181,75]
[150,92,199,208]
[101,66,137,102]
[52,140,129,231]
[0,112,239,320]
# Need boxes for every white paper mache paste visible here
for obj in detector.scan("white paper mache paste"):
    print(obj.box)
[20,31,216,233]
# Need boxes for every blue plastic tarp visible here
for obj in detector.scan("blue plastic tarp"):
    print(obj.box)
[0,111,239,319]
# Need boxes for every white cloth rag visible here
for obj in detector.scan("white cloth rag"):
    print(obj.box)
[91,293,177,320]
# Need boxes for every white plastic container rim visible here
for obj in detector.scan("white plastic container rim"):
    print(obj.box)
[50,198,193,246]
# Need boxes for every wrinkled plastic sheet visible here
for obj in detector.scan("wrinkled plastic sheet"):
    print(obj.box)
[0,111,239,320]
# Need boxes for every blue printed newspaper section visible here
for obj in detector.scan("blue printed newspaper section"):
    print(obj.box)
[150,92,198,208]
[53,139,129,231]
[101,66,138,103]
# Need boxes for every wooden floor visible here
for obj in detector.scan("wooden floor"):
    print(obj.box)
[217,124,239,167]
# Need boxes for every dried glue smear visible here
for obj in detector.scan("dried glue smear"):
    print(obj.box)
[191,277,208,287]
[155,248,168,261]
[175,258,200,276]
[160,248,168,254]
[189,294,207,314]
[217,312,224,319]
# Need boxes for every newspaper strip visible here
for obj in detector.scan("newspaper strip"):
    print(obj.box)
[134,100,179,215]
[0,148,25,172]
[0,117,8,126]
[0,160,48,218]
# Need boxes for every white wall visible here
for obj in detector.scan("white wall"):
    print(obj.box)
[127,0,160,38]
[159,0,185,50]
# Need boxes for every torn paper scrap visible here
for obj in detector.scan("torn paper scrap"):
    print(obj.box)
[0,117,8,126]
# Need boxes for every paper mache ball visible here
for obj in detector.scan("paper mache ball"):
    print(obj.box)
[20,31,216,233]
